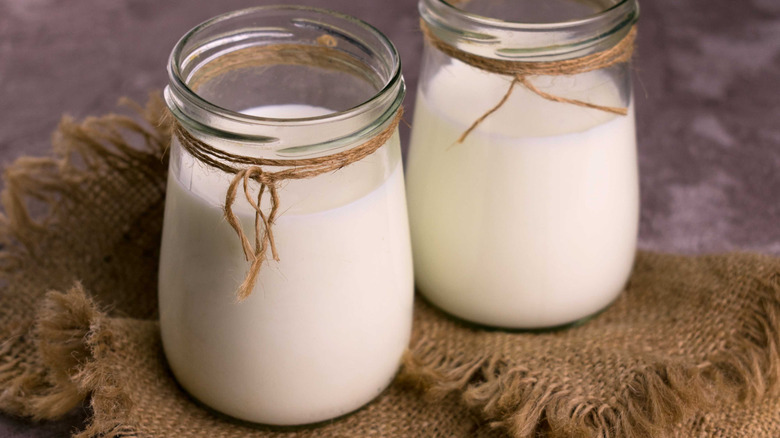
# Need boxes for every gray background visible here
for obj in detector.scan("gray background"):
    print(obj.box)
[0,0,778,435]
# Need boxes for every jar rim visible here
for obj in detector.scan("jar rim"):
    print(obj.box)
[419,0,639,60]
[165,5,404,137]
[432,0,635,30]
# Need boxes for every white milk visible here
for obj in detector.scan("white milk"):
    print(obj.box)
[159,105,414,425]
[406,63,639,328]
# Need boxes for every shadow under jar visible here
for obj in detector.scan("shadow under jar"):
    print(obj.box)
[406,0,640,329]
[159,6,412,426]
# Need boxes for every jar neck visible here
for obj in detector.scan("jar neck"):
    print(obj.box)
[419,0,639,62]
[164,6,405,159]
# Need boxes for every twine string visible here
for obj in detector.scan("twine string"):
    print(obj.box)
[420,20,637,142]
[456,76,520,144]
[172,109,403,301]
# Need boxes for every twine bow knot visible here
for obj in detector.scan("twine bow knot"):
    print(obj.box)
[224,167,281,301]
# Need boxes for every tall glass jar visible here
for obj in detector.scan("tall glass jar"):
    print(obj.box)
[159,7,412,426]
[406,0,640,329]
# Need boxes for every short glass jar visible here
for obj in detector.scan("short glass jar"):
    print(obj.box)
[406,0,640,329]
[159,7,412,426]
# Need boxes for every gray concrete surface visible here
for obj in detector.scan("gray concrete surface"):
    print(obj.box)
[0,0,778,436]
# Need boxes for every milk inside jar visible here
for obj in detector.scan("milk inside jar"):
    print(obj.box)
[407,0,640,328]
[159,7,412,426]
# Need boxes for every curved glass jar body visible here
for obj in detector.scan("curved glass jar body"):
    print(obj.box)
[406,0,640,329]
[159,7,411,426]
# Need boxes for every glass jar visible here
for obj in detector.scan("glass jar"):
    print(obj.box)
[406,0,640,329]
[159,6,412,426]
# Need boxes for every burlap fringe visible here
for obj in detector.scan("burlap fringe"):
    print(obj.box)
[0,94,169,437]
[0,95,168,255]
[402,268,780,438]
[36,286,135,438]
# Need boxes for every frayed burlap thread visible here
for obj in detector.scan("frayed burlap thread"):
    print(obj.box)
[29,286,501,438]
[402,254,780,438]
[0,96,779,437]
[0,95,169,436]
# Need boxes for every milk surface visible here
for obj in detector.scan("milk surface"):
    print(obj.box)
[406,63,639,328]
[159,105,413,425]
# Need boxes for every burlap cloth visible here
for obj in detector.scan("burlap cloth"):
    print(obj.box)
[0,97,778,438]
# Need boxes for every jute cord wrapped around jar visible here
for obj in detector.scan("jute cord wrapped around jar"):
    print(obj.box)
[170,40,403,301]
[420,20,637,143]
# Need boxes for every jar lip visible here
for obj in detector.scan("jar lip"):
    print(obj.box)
[431,0,635,30]
[420,0,639,60]
[167,5,403,128]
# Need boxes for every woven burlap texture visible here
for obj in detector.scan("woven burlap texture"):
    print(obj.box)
[0,96,778,438]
